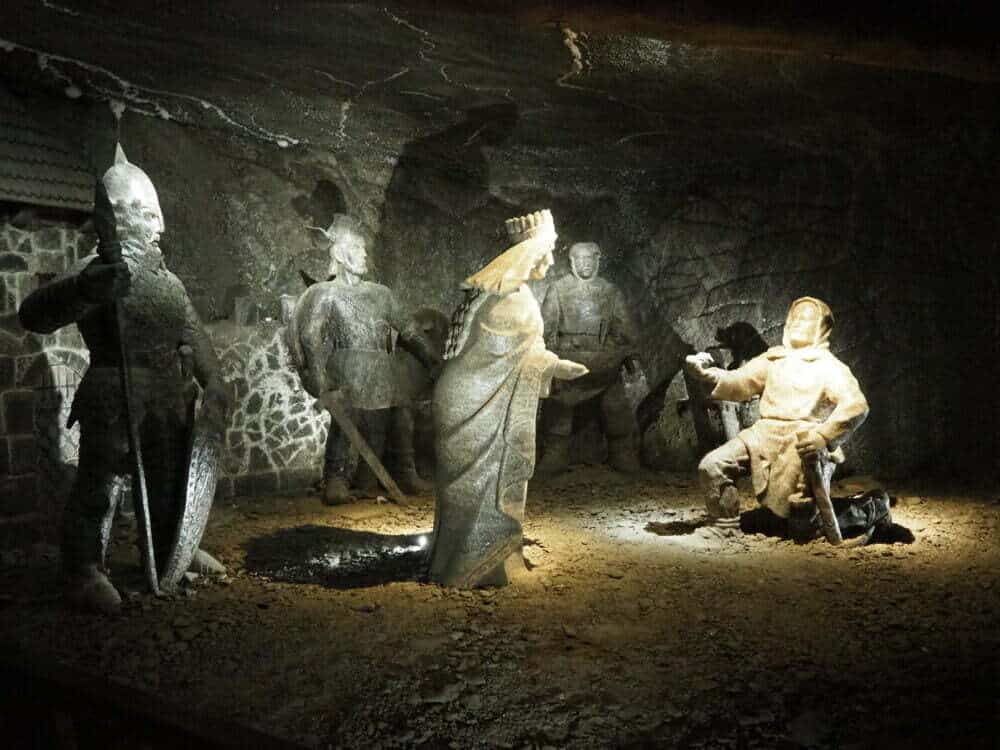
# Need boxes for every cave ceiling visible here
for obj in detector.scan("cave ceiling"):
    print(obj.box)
[1,0,996,170]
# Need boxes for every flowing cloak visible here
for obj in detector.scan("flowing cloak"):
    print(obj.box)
[709,345,868,517]
[429,284,558,587]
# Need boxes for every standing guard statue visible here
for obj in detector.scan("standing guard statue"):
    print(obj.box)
[286,215,442,504]
[18,146,231,613]
[685,297,870,540]
[537,241,641,476]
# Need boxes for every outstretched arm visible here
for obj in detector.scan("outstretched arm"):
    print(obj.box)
[687,352,770,403]
[18,270,93,334]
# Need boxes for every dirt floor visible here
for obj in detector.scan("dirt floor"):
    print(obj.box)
[1,467,998,749]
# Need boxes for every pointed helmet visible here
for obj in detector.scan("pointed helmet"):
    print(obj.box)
[101,144,164,233]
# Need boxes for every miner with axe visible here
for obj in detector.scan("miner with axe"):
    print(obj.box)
[19,145,231,612]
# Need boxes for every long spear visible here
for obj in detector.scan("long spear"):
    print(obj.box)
[94,180,160,594]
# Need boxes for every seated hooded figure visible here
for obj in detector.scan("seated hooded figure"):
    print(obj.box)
[685,297,869,531]
[286,215,441,504]
[430,209,588,588]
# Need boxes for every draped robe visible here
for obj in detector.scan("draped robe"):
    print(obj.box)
[429,284,558,587]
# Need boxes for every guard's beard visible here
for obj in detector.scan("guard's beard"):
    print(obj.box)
[120,237,164,270]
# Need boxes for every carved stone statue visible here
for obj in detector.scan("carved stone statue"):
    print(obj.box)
[685,297,869,535]
[18,145,231,613]
[430,210,588,588]
[537,241,640,476]
[286,215,441,504]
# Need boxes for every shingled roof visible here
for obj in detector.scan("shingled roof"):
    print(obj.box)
[0,92,93,212]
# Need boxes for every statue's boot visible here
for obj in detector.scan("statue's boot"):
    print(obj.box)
[607,436,641,474]
[712,485,743,536]
[535,435,570,478]
[323,477,353,505]
[353,463,381,498]
[391,451,432,495]
[65,565,121,614]
[189,548,226,576]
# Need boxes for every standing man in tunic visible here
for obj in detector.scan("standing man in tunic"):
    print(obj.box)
[286,215,441,504]
[537,241,641,476]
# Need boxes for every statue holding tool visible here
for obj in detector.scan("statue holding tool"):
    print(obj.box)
[285,215,442,504]
[684,297,885,544]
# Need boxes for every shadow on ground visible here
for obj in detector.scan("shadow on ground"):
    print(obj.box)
[243,526,432,589]
[645,502,914,545]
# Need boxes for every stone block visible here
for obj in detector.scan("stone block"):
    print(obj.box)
[0,438,8,476]
[0,474,39,515]
[0,355,13,389]
[8,435,37,474]
[249,445,272,471]
[0,276,10,314]
[14,273,39,306]
[0,255,28,272]
[32,227,63,253]
[2,390,35,434]
[35,251,66,275]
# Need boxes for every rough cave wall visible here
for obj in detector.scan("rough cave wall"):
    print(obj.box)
[111,72,996,481]
[0,3,997,500]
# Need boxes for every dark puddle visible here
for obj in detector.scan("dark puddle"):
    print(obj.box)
[645,518,710,536]
[243,525,431,589]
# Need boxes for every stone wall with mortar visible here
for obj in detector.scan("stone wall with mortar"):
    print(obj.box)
[0,215,93,546]
[0,253,331,549]
[209,320,328,501]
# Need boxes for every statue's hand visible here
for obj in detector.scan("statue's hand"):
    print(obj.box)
[684,352,715,381]
[78,257,131,303]
[795,429,826,460]
[200,378,232,433]
[553,359,588,381]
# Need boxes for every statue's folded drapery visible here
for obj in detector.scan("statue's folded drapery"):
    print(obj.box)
[430,285,558,587]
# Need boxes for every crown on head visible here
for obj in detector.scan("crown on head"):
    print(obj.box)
[505,209,555,244]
